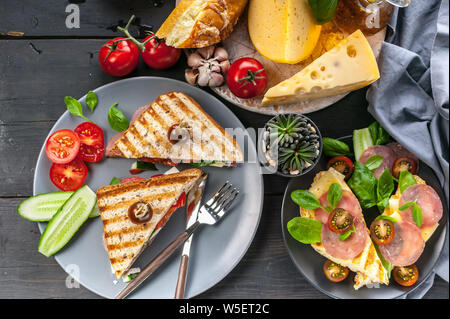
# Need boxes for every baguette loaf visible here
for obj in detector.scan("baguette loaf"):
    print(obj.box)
[156,0,248,48]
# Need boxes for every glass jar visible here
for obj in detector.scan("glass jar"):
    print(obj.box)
[334,0,395,35]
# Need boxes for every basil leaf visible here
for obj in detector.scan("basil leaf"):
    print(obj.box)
[348,161,378,209]
[374,243,393,278]
[287,217,323,244]
[291,190,321,210]
[65,96,90,122]
[368,121,390,145]
[322,137,353,157]
[377,168,395,211]
[399,201,415,211]
[399,170,417,193]
[108,103,129,132]
[412,204,423,227]
[375,215,398,223]
[365,154,384,170]
[308,0,338,25]
[86,91,98,113]
[339,224,356,241]
[327,183,342,210]
[109,177,121,185]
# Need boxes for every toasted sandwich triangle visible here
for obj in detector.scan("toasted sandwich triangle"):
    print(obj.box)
[97,168,203,278]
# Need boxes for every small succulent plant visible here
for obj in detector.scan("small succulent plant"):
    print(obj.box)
[263,114,321,175]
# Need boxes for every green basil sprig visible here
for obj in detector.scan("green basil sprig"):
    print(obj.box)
[368,121,390,146]
[65,96,92,122]
[339,224,356,241]
[108,103,129,132]
[109,177,121,185]
[375,215,398,223]
[308,0,339,25]
[322,137,353,157]
[86,91,98,113]
[365,154,384,170]
[291,183,342,213]
[398,170,417,193]
[376,168,395,212]
[399,200,423,227]
[287,217,323,244]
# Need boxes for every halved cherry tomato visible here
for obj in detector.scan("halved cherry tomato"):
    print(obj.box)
[326,156,354,180]
[98,37,139,77]
[370,219,395,245]
[49,158,87,191]
[45,129,80,164]
[327,208,354,234]
[154,192,186,230]
[392,157,418,179]
[323,260,349,283]
[120,176,145,184]
[393,265,419,287]
[226,58,267,99]
[74,122,105,163]
[141,33,181,70]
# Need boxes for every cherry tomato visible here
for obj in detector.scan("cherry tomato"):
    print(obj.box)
[120,176,145,184]
[129,169,144,175]
[327,156,354,180]
[392,157,418,179]
[45,129,80,164]
[98,37,139,77]
[323,260,349,283]
[370,219,395,245]
[155,192,186,230]
[226,58,267,99]
[393,265,419,287]
[327,208,354,234]
[49,158,88,191]
[74,122,105,163]
[141,34,181,70]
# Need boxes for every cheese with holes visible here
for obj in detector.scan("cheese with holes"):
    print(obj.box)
[248,0,321,64]
[262,30,380,106]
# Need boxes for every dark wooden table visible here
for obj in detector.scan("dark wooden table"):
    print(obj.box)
[0,1,447,299]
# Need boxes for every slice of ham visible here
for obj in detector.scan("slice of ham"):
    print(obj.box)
[359,145,396,178]
[321,217,368,259]
[314,190,362,224]
[399,184,443,228]
[378,221,425,266]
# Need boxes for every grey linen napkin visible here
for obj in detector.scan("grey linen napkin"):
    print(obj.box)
[367,0,449,298]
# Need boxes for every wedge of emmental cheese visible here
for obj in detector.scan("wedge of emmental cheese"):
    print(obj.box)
[262,30,380,106]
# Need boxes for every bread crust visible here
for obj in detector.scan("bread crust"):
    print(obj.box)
[156,0,248,48]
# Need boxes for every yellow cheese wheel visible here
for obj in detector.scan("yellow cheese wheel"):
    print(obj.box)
[248,0,322,64]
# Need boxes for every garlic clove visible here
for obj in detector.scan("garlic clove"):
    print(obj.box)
[197,46,215,59]
[185,69,199,85]
[187,52,203,68]
[197,68,211,87]
[219,60,230,74]
[208,72,225,87]
[213,47,229,62]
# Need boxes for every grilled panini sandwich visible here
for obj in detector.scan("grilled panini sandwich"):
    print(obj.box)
[106,92,243,166]
[300,168,389,289]
[97,168,203,278]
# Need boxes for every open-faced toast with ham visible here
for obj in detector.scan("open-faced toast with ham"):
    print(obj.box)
[295,168,389,289]
[354,174,444,287]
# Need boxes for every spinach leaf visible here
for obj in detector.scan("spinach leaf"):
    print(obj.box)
[327,183,342,210]
[377,168,395,212]
[348,161,378,209]
[322,137,353,157]
[308,0,339,25]
[86,91,98,113]
[109,177,121,185]
[108,103,129,132]
[375,215,398,223]
[365,154,384,170]
[190,161,216,167]
[339,224,356,241]
[65,96,91,122]
[374,243,393,278]
[287,217,323,244]
[368,121,390,145]
[291,190,321,210]
[398,170,417,193]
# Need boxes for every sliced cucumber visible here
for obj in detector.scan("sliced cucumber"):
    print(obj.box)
[131,160,157,171]
[17,192,73,222]
[38,185,97,257]
[353,128,374,161]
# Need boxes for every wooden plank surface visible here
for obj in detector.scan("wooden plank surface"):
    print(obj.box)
[0,1,447,299]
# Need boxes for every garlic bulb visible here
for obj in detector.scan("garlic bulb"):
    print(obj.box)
[185,46,230,87]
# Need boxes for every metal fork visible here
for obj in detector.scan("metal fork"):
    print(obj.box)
[115,181,239,299]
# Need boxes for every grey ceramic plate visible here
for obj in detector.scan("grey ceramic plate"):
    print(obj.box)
[281,136,447,299]
[33,77,263,299]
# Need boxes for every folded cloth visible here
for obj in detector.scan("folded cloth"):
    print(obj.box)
[367,0,449,298]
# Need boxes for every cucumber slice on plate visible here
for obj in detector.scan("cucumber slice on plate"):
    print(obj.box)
[38,185,97,257]
[353,128,374,161]
[17,191,74,222]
